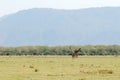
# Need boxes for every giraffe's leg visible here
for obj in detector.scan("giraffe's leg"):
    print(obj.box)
[72,53,75,58]
[76,53,78,58]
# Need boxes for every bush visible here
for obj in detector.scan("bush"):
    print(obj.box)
[34,69,38,72]
[29,65,34,68]
[98,69,113,74]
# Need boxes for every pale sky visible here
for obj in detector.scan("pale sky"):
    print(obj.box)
[0,0,120,17]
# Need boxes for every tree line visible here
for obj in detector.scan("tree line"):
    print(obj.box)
[0,45,120,56]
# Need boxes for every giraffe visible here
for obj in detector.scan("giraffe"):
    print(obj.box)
[72,48,81,58]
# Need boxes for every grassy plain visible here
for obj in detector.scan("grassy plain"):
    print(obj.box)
[0,56,120,80]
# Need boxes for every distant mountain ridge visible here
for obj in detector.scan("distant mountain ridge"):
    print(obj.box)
[0,7,120,46]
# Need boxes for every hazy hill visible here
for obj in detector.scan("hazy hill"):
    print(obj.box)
[0,7,120,46]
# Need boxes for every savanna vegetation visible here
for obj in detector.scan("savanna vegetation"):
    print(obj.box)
[0,45,120,80]
[0,56,120,80]
[0,45,120,56]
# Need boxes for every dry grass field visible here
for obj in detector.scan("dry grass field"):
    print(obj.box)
[0,56,120,80]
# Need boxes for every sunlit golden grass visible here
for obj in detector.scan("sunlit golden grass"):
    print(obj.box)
[0,56,120,80]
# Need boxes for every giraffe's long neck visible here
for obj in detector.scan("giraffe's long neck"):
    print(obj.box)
[74,48,81,53]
